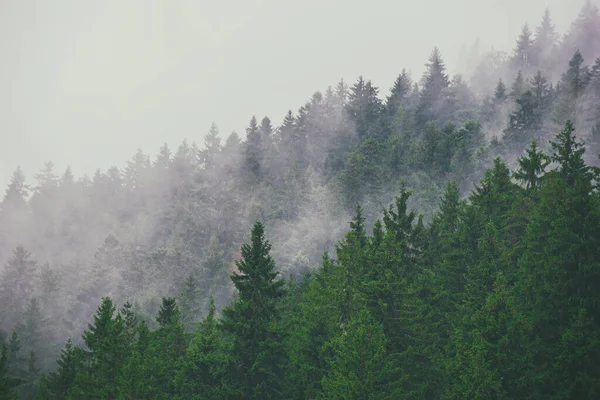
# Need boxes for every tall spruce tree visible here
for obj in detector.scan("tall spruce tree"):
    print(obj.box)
[220,221,287,400]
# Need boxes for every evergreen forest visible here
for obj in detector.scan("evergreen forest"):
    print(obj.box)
[2,3,600,399]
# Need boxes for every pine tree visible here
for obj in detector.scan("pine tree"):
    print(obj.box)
[387,69,413,116]
[555,50,590,124]
[510,70,525,100]
[145,298,187,399]
[34,161,58,193]
[529,70,552,117]
[243,116,262,183]
[175,297,231,399]
[321,308,399,399]
[0,344,22,400]
[533,9,558,71]
[43,339,79,399]
[493,79,507,104]
[15,298,54,370]
[122,148,150,192]
[179,274,202,332]
[346,76,383,141]
[201,122,222,171]
[503,90,543,152]
[513,140,550,191]
[0,246,37,326]
[154,143,172,170]
[511,24,535,74]
[417,47,453,128]
[70,297,126,399]
[550,120,594,184]
[220,221,287,399]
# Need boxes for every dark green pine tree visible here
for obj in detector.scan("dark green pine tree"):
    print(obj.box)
[42,338,79,400]
[449,272,535,399]
[513,140,550,192]
[118,320,152,400]
[502,90,543,152]
[550,120,595,184]
[69,297,126,399]
[220,221,287,400]
[146,297,187,399]
[119,300,139,349]
[0,344,22,400]
[175,297,233,399]
[321,308,399,400]
[516,120,600,396]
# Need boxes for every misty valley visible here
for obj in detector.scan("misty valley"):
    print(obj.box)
[2,3,600,399]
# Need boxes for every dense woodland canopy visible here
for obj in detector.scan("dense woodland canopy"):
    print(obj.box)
[2,3,600,399]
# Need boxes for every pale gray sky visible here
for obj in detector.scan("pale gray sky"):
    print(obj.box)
[0,0,586,190]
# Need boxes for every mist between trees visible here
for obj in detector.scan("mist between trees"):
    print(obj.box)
[2,2,600,399]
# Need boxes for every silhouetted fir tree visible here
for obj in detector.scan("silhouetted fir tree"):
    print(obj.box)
[494,79,507,103]
[346,76,383,141]
[510,70,526,100]
[529,70,553,116]
[243,116,262,183]
[417,47,452,129]
[387,69,413,117]
[201,122,222,171]
[503,90,543,152]
[555,50,590,125]
[511,24,535,74]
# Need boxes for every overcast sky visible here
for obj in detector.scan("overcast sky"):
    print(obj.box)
[0,0,587,190]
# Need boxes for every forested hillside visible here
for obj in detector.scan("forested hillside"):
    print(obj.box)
[2,3,600,399]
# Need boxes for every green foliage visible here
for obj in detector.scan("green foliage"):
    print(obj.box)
[220,221,287,399]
